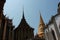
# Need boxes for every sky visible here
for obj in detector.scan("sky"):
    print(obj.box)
[4,0,59,35]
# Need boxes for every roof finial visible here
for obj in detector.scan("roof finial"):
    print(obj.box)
[40,12,44,25]
[39,11,41,17]
[22,6,25,19]
[39,11,44,25]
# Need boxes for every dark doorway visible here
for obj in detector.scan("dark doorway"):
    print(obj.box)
[51,29,56,40]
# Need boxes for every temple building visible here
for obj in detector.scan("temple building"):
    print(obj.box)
[44,2,60,40]
[14,11,34,40]
[0,0,34,40]
[0,0,14,40]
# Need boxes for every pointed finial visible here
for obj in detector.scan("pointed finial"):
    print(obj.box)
[39,10,41,17]
[39,11,42,21]
[39,11,44,25]
[23,11,24,19]
[22,6,25,19]
[39,11,41,17]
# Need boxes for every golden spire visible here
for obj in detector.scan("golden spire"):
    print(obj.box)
[40,14,45,25]
[38,12,45,38]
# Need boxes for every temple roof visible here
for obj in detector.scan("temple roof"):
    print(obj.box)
[15,11,34,31]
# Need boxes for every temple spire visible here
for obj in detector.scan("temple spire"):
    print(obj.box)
[40,14,45,25]
[38,12,45,39]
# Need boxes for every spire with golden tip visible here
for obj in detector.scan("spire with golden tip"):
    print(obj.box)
[38,13,45,38]
[40,14,45,25]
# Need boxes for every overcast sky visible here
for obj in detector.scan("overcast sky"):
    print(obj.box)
[4,0,59,35]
